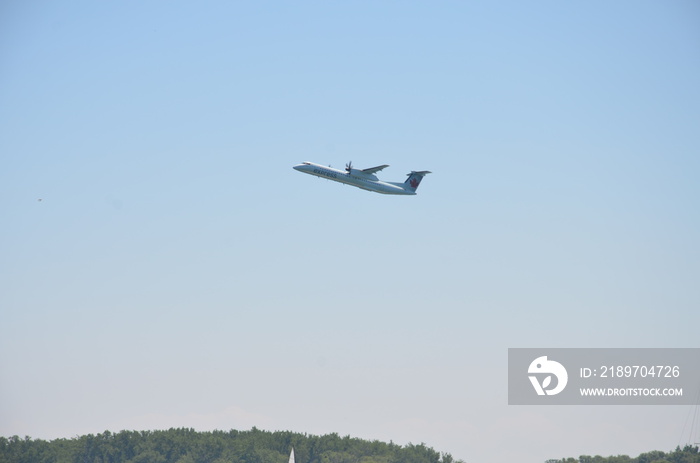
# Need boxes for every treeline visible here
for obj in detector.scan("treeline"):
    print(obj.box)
[546,445,700,463]
[0,427,462,463]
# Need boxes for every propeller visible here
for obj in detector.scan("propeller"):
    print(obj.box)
[345,161,352,173]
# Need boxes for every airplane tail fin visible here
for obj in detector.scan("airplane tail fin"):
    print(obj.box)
[404,171,431,192]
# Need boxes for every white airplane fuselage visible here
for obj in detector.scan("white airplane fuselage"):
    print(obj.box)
[293,162,427,195]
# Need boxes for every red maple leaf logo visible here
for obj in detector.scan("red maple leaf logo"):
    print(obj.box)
[410,178,420,188]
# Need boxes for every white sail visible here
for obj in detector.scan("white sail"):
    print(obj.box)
[289,448,295,463]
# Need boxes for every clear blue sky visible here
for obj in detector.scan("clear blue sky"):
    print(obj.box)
[1,2,699,462]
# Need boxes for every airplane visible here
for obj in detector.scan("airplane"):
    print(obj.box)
[293,161,431,195]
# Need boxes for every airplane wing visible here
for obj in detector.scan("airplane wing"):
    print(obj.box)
[361,165,390,174]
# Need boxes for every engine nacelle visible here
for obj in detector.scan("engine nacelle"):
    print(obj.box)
[347,168,378,181]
